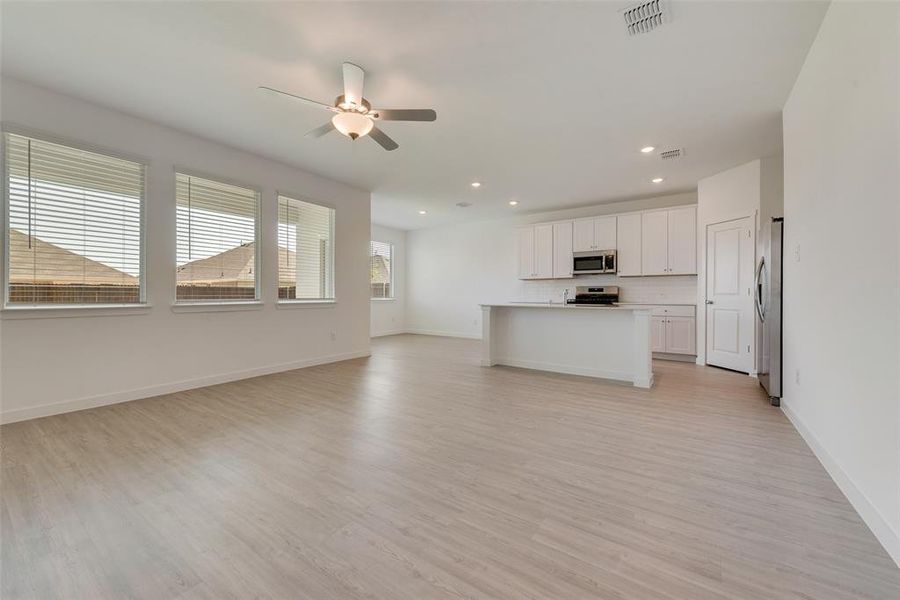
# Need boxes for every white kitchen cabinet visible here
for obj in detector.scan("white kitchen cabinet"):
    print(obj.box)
[667,205,697,274]
[534,223,554,279]
[645,306,697,355]
[594,216,617,250]
[640,206,697,276]
[616,213,642,276]
[573,218,595,252]
[552,222,573,278]
[573,216,617,252]
[666,316,696,355]
[518,223,563,280]
[641,210,669,275]
[651,316,667,352]
[518,227,536,279]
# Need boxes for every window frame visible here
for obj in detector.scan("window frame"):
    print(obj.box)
[275,191,336,305]
[173,167,262,306]
[369,240,395,301]
[1,125,149,314]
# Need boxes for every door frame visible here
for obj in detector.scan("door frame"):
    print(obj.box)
[698,213,757,375]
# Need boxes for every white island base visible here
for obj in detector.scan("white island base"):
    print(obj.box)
[480,304,654,388]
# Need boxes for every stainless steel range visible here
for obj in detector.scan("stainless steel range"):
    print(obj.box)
[566,286,619,306]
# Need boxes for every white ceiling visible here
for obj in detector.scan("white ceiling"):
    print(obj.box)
[1,1,827,230]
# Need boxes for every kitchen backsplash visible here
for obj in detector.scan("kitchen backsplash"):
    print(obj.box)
[514,274,698,304]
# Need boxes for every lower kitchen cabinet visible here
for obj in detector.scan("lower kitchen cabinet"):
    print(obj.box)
[649,306,696,356]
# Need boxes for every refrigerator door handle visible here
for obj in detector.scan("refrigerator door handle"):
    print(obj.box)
[755,257,767,322]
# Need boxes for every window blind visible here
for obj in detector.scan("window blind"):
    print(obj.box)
[370,240,393,299]
[176,173,259,302]
[278,195,334,300]
[4,132,145,305]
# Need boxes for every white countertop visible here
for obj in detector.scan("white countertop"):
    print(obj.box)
[481,302,647,311]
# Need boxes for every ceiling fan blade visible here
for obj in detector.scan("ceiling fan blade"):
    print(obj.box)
[258,86,336,112]
[342,62,365,106]
[369,127,399,151]
[305,122,335,138]
[372,109,437,122]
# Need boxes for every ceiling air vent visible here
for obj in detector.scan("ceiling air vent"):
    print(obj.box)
[623,0,668,36]
[659,148,685,160]
[456,201,472,208]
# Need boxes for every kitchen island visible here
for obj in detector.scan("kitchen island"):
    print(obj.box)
[480,303,653,388]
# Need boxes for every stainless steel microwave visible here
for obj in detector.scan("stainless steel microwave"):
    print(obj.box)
[573,250,616,275]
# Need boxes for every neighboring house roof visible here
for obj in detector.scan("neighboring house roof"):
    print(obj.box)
[370,254,391,285]
[177,242,298,286]
[8,229,137,285]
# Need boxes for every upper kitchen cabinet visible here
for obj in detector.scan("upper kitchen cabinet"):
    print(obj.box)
[518,223,563,280]
[666,205,697,274]
[552,221,574,278]
[640,206,697,275]
[616,213,642,276]
[573,216,617,252]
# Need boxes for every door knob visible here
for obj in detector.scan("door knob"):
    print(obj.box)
[706,300,714,305]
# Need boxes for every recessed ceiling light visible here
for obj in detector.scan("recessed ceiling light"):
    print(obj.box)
[641,146,655,153]
[651,177,664,183]
[418,210,427,215]
[471,182,481,188]
[508,200,518,206]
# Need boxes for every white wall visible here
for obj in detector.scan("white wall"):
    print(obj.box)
[0,78,372,424]
[370,223,406,337]
[782,1,900,565]
[695,157,784,368]
[407,192,698,339]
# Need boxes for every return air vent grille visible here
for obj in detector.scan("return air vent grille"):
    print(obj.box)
[623,0,668,36]
[659,148,684,160]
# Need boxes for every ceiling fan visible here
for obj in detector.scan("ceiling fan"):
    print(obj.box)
[259,62,436,151]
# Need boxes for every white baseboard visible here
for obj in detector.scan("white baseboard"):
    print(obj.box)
[370,329,407,338]
[405,328,482,340]
[781,400,900,567]
[0,349,372,425]
[495,357,634,384]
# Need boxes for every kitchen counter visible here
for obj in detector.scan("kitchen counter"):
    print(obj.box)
[479,303,653,388]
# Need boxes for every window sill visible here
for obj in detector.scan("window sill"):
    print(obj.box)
[1,304,152,320]
[370,298,396,302]
[171,301,263,313]
[276,299,336,309]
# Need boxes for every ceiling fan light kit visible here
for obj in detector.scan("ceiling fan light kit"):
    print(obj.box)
[261,62,436,151]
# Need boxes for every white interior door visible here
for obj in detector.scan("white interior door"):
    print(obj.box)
[705,216,754,372]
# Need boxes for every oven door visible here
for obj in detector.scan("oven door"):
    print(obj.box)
[573,253,608,274]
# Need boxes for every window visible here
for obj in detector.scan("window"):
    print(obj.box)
[4,132,145,306]
[370,240,393,299]
[277,195,334,301]
[176,173,259,302]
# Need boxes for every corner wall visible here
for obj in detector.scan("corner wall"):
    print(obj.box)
[782,1,900,565]
[370,224,407,337]
[0,78,372,424]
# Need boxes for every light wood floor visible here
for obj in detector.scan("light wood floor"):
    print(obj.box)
[2,334,898,599]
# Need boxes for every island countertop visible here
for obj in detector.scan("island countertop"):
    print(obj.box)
[480,302,650,311]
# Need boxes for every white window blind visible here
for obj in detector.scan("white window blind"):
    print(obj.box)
[4,132,145,305]
[278,195,334,301]
[370,240,393,299]
[176,173,259,302]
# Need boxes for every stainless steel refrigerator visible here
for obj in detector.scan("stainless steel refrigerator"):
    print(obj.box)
[756,217,783,406]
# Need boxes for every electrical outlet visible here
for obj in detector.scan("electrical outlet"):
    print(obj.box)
[330,331,336,341]
[794,243,800,263]
[795,369,801,386]
[473,319,478,326]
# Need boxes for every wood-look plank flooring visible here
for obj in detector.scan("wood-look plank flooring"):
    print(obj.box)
[2,334,898,599]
